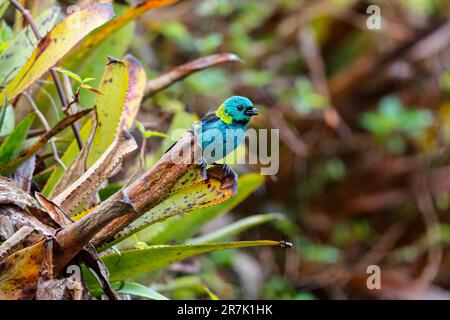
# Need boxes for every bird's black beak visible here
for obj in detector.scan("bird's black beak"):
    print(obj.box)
[244,106,259,116]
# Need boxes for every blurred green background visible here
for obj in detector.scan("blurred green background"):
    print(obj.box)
[2,0,450,299]
[133,0,450,299]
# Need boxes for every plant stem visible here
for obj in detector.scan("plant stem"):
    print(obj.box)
[22,92,67,170]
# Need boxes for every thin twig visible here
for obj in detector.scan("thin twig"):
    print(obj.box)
[50,69,83,149]
[61,73,81,116]
[22,92,67,171]
[8,0,83,150]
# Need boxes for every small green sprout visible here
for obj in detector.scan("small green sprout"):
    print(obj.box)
[54,67,102,95]
[134,120,168,138]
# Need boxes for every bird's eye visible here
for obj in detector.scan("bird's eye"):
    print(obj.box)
[237,105,243,111]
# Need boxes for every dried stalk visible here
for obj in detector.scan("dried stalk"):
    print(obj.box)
[144,53,242,98]
[22,92,67,171]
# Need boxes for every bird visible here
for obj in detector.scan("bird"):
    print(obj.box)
[170,96,259,182]
[195,95,259,164]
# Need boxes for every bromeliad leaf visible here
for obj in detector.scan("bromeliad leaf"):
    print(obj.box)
[0,3,115,103]
[53,130,137,215]
[61,3,136,109]
[90,281,169,300]
[102,164,237,248]
[67,0,179,64]
[127,173,265,246]
[0,0,9,19]
[43,54,146,196]
[0,102,13,137]
[187,213,286,244]
[84,241,282,287]
[0,7,61,85]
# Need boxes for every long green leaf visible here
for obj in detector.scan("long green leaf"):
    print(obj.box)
[85,240,280,286]
[0,113,35,168]
[187,213,285,244]
[90,281,169,300]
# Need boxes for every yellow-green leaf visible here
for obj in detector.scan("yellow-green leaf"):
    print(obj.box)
[102,164,237,248]
[91,282,169,300]
[124,173,265,246]
[0,7,61,85]
[43,54,146,196]
[0,241,44,300]
[62,3,136,109]
[0,0,9,19]
[0,3,114,102]
[67,0,179,64]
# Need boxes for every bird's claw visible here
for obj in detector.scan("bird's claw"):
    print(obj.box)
[221,164,238,191]
[199,158,208,180]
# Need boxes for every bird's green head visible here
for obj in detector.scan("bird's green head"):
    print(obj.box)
[216,96,259,124]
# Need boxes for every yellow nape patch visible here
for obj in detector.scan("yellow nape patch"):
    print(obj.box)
[215,103,233,124]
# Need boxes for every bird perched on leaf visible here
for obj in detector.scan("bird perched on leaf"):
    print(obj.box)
[170,96,259,182]
[196,95,258,163]
[195,96,258,182]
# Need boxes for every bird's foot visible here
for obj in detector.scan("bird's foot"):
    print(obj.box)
[220,164,238,191]
[199,158,208,180]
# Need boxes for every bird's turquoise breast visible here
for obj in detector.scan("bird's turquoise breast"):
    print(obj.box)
[198,121,246,164]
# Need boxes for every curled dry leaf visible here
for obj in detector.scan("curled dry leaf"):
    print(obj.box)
[0,177,41,210]
[12,155,36,194]
[144,53,242,97]
[0,216,14,240]
[35,193,73,228]
[0,226,37,261]
[78,244,117,300]
[0,205,54,237]
[52,130,138,214]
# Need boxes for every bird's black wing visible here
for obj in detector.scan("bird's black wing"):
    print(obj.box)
[200,111,220,124]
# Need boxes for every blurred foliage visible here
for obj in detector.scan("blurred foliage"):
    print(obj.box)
[1,0,450,300]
